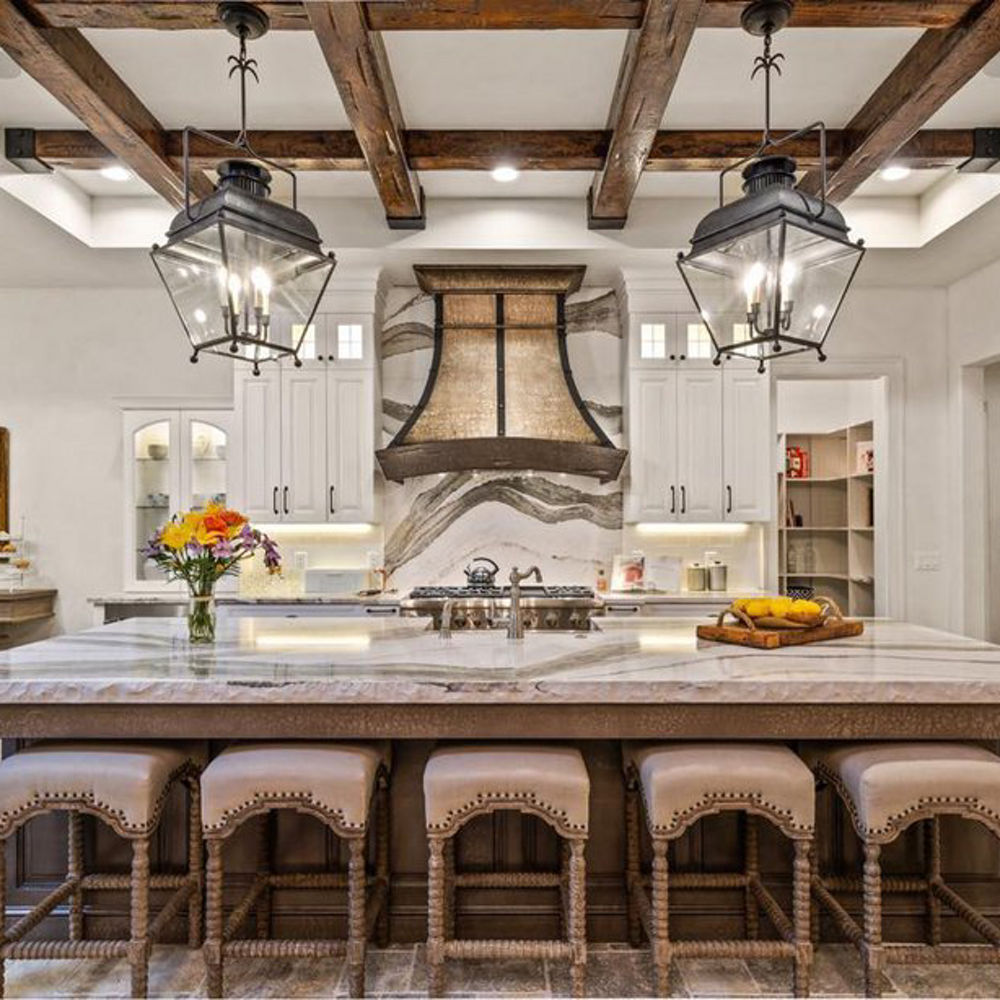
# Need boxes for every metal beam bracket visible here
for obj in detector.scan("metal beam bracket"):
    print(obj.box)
[958,127,1000,173]
[3,128,51,173]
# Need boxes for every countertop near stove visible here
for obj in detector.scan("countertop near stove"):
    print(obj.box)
[3,616,999,706]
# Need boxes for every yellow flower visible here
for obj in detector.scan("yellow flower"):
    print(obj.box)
[161,521,194,551]
[194,522,223,547]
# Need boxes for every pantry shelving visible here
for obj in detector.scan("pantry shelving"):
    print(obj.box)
[777,420,875,616]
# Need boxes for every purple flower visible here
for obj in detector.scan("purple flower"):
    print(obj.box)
[212,537,234,558]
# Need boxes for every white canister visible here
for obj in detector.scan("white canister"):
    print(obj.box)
[708,560,728,592]
[686,563,707,592]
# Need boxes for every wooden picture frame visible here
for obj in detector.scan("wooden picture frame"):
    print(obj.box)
[0,428,8,533]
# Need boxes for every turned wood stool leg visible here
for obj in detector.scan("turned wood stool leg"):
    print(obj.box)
[745,813,760,940]
[129,836,151,999]
[187,776,203,948]
[559,839,571,940]
[67,811,84,942]
[568,839,587,999]
[862,842,883,999]
[376,776,391,948]
[0,834,7,999]
[793,839,813,998]
[926,817,942,946]
[443,836,456,942]
[255,814,272,940]
[346,837,367,999]
[204,839,224,999]
[625,779,642,949]
[651,839,671,999]
[810,827,821,949]
[427,837,446,998]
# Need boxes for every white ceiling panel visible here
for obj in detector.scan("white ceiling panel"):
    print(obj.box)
[60,167,155,197]
[854,167,953,198]
[663,28,921,129]
[420,170,592,198]
[82,28,350,129]
[383,30,626,128]
[0,72,82,129]
[925,68,1000,128]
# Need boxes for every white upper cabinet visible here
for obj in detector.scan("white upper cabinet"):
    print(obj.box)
[280,370,328,522]
[327,369,375,522]
[628,370,679,521]
[232,310,377,525]
[234,369,281,521]
[676,369,723,521]
[723,368,773,522]
[624,311,772,523]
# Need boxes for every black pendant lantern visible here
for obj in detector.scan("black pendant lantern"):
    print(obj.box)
[151,2,335,375]
[677,0,864,373]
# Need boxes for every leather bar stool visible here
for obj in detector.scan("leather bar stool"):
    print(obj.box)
[0,742,202,999]
[200,743,390,999]
[813,742,1000,998]
[423,745,590,998]
[624,742,815,998]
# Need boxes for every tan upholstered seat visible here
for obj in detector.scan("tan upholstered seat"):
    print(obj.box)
[816,742,1000,841]
[201,742,389,837]
[624,742,815,838]
[423,744,589,837]
[0,741,195,838]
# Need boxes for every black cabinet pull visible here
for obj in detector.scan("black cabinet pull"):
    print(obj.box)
[680,485,686,514]
[272,487,278,516]
[726,484,733,514]
[282,486,289,515]
[329,485,336,514]
[670,485,676,514]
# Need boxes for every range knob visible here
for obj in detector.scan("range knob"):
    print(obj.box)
[525,612,539,630]
[544,611,560,629]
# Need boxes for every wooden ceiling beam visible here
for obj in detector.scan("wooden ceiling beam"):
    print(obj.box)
[18,127,975,172]
[306,1,423,229]
[589,0,703,228]
[799,0,1000,202]
[23,0,979,30]
[0,0,211,206]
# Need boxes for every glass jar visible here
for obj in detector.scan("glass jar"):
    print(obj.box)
[187,585,217,644]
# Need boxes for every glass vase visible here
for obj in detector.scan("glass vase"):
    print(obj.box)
[187,587,216,644]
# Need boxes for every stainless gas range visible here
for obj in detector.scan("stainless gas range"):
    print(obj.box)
[400,584,602,632]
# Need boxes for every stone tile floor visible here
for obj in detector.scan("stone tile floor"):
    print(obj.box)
[5,943,999,998]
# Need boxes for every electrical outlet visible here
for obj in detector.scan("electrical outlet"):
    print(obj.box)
[293,550,308,573]
[914,551,941,572]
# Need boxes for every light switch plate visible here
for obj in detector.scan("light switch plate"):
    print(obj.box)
[914,551,941,572]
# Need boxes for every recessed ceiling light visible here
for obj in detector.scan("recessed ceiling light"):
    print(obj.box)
[880,164,911,182]
[100,165,133,182]
[491,165,519,183]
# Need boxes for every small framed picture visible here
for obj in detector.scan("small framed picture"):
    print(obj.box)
[612,554,645,592]
[855,441,874,474]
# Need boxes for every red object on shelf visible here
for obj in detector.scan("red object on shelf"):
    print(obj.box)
[786,446,810,479]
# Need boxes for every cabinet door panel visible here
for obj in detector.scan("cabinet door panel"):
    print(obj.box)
[724,369,772,521]
[677,370,723,521]
[628,371,678,520]
[280,370,327,522]
[328,371,374,522]
[235,372,281,522]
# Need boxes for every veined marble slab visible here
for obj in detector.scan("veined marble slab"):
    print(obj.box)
[0,618,998,707]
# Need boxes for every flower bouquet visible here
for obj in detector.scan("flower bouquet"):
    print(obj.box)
[143,502,281,643]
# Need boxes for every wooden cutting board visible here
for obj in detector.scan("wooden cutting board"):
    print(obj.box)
[696,619,865,649]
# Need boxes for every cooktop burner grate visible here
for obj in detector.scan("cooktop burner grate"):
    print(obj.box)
[408,585,595,600]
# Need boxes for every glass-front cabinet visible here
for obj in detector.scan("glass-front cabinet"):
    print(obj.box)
[124,408,234,590]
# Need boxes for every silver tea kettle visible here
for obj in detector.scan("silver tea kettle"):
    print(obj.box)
[464,556,500,587]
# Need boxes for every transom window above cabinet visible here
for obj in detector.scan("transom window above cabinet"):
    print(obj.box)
[632,313,721,366]
[291,315,371,365]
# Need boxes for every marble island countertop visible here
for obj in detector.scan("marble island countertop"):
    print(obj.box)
[2,616,999,708]
[88,592,402,606]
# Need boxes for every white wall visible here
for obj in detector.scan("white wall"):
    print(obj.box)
[0,289,231,635]
[776,379,876,435]
[946,258,1000,637]
[789,287,951,629]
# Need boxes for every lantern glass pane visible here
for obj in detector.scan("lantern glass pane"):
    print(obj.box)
[153,220,333,365]
[781,222,863,345]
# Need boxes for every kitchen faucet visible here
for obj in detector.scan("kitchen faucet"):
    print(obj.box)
[508,566,542,640]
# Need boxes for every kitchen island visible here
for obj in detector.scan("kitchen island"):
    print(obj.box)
[1,616,999,739]
[5,616,1000,946]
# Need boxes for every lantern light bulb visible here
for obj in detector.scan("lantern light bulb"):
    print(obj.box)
[193,308,208,324]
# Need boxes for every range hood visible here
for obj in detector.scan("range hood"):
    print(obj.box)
[376,265,627,483]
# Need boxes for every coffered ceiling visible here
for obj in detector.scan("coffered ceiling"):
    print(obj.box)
[2,0,1000,241]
